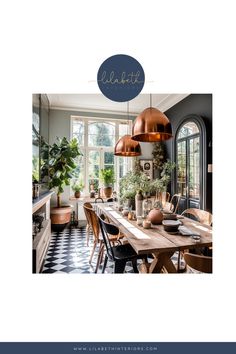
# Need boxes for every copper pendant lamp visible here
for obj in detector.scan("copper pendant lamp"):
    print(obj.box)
[131,95,173,142]
[114,102,141,157]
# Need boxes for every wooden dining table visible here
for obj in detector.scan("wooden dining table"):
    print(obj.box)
[96,204,213,273]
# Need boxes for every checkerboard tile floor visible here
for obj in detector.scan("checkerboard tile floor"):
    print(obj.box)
[42,225,187,274]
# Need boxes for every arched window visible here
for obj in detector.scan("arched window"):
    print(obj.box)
[175,116,206,212]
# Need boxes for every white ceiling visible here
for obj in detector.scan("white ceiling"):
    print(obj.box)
[47,93,190,115]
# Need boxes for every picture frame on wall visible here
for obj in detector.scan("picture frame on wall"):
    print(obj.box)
[139,159,153,180]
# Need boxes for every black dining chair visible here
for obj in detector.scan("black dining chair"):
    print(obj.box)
[98,214,141,273]
[95,197,104,203]
[163,193,181,214]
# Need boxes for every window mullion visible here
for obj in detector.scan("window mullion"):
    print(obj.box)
[115,122,119,192]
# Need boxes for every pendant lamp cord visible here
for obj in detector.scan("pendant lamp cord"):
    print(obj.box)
[127,101,129,134]
[150,93,152,108]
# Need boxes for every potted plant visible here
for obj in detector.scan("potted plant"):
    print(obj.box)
[99,168,115,198]
[119,170,151,210]
[48,137,81,229]
[72,180,84,198]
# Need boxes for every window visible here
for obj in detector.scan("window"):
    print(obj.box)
[71,117,132,194]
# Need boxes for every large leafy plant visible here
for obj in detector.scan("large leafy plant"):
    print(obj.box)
[48,137,81,207]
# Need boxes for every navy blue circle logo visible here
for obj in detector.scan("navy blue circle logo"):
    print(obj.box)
[97,54,145,102]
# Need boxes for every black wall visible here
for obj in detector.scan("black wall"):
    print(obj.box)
[164,94,212,213]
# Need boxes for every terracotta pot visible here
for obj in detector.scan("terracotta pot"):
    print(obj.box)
[74,191,81,198]
[50,205,72,225]
[148,208,163,224]
[103,186,112,198]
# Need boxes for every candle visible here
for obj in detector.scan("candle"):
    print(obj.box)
[143,220,151,229]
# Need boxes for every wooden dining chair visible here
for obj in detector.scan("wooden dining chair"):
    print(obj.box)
[83,204,124,272]
[181,208,212,226]
[166,192,170,203]
[180,208,213,269]
[83,202,93,246]
[98,214,141,273]
[163,193,181,214]
[83,204,103,267]
[183,252,212,273]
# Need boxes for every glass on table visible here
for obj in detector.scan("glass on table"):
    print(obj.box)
[191,234,201,242]
[136,216,143,226]
[143,219,151,229]
[142,197,152,218]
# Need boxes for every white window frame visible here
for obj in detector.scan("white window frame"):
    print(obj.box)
[70,116,133,195]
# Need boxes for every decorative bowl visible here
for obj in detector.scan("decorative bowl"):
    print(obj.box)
[162,220,181,232]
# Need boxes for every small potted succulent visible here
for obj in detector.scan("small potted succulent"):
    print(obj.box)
[72,180,84,198]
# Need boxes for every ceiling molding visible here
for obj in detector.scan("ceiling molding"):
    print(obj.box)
[49,105,137,116]
[47,94,190,115]
[155,94,190,112]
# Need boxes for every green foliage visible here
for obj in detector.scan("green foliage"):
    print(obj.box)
[99,168,115,186]
[72,180,84,192]
[40,136,49,182]
[151,160,176,193]
[48,137,81,205]
[152,142,166,170]
[32,156,39,182]
[119,170,152,202]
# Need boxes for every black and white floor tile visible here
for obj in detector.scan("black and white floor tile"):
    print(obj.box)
[42,224,188,274]
[42,224,117,274]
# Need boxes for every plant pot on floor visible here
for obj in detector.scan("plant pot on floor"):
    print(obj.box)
[50,205,72,231]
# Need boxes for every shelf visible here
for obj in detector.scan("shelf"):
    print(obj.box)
[32,191,53,273]
[32,191,54,214]
[33,219,51,273]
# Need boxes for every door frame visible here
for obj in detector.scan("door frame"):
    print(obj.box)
[172,115,207,210]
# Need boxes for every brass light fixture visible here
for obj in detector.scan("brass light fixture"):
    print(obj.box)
[131,94,173,142]
[114,102,141,156]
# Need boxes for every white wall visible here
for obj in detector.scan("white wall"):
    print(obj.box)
[139,142,153,159]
